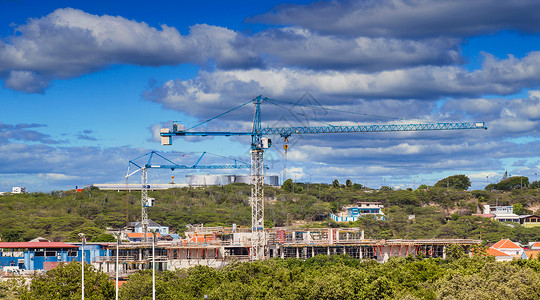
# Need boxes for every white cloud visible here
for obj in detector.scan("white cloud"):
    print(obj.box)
[252,0,540,38]
[37,173,79,181]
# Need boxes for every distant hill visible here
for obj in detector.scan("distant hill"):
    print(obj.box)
[1,183,539,243]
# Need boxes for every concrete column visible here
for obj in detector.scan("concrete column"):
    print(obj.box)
[296,247,299,259]
[312,247,315,257]
[442,246,447,259]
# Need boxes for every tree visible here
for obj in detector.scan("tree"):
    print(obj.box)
[90,233,117,242]
[20,262,114,299]
[281,179,293,192]
[332,179,340,188]
[345,179,352,188]
[493,176,529,191]
[434,175,471,190]
[0,228,25,242]
[513,203,532,215]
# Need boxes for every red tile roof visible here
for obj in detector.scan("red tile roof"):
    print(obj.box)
[532,242,540,249]
[0,242,78,249]
[524,250,540,259]
[492,239,521,249]
[486,248,511,257]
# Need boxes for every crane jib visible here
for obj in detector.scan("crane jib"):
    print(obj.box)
[162,122,487,138]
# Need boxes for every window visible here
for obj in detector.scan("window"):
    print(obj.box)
[67,249,78,257]
[46,251,56,257]
[35,252,45,257]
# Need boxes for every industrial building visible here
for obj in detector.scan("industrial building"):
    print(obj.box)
[185,174,279,187]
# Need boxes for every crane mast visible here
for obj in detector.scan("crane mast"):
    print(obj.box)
[127,151,251,243]
[160,95,487,260]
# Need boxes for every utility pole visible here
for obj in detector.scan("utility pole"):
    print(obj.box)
[150,230,156,300]
[78,233,86,300]
[114,232,120,300]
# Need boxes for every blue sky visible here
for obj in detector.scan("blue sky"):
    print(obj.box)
[2,0,540,192]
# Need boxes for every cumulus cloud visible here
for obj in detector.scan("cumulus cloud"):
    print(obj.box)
[145,51,540,121]
[0,8,260,93]
[248,27,462,71]
[0,122,59,144]
[0,7,470,93]
[251,0,540,38]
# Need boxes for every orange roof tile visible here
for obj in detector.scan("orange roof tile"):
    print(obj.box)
[492,239,521,249]
[532,242,540,249]
[525,250,540,259]
[486,248,511,257]
[126,232,162,238]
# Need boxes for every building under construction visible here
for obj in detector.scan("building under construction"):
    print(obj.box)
[94,226,480,276]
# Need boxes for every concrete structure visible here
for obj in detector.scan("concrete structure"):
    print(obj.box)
[330,202,386,222]
[92,226,479,276]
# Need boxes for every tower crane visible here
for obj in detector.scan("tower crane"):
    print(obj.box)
[126,151,251,242]
[160,95,488,260]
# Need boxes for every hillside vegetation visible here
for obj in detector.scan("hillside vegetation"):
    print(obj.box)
[1,179,540,243]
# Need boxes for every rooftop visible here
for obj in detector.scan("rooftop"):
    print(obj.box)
[492,239,521,249]
[0,242,78,249]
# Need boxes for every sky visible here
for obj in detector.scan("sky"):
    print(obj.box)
[2,0,540,192]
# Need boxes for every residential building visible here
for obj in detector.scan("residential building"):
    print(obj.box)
[127,219,170,235]
[125,232,162,243]
[519,215,540,228]
[491,239,524,257]
[330,202,386,222]
[485,248,513,262]
[482,205,519,223]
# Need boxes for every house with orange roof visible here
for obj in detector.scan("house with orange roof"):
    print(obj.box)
[485,247,513,262]
[531,242,540,250]
[125,232,162,243]
[491,239,524,257]
[524,250,540,260]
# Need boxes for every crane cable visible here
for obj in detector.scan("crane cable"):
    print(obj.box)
[264,98,419,122]
[186,99,254,131]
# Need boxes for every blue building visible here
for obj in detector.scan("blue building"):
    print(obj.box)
[330,202,386,222]
[0,241,113,271]
[0,241,79,271]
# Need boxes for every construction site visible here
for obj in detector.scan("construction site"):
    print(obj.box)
[90,95,488,275]
[95,225,480,276]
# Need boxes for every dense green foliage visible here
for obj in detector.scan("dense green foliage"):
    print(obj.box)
[434,175,471,190]
[16,256,537,300]
[19,262,114,299]
[486,176,530,191]
[6,255,540,299]
[1,181,540,243]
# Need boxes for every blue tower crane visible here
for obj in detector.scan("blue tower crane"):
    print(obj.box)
[126,151,251,242]
[160,95,488,259]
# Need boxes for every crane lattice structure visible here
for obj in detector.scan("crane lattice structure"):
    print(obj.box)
[160,95,488,260]
[126,151,250,242]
